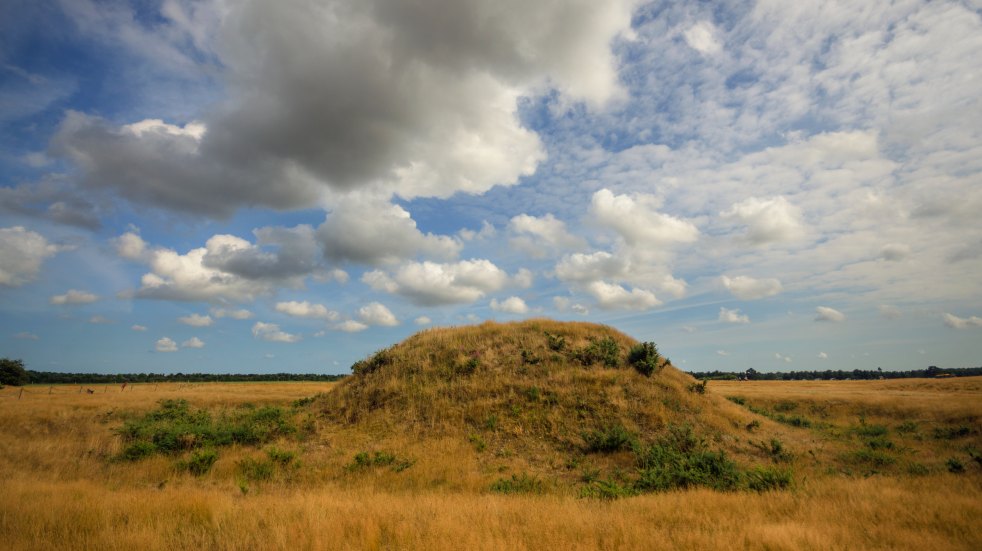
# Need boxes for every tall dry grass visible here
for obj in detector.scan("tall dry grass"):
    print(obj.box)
[0,370,979,548]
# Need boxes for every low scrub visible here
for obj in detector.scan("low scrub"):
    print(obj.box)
[116,399,303,460]
[627,342,661,377]
[582,424,635,453]
[490,472,544,495]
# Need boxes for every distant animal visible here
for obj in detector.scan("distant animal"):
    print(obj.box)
[86,389,95,394]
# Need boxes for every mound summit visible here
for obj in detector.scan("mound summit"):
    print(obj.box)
[314,319,789,494]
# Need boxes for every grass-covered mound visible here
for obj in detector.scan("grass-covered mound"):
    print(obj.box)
[314,319,792,495]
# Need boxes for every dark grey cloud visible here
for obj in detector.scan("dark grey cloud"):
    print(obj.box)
[48,0,637,216]
[202,225,322,280]
[0,181,102,230]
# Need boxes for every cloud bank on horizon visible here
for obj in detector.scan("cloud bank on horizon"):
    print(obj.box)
[1,0,980,374]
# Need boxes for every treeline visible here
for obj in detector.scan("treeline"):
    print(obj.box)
[687,366,982,381]
[27,371,347,384]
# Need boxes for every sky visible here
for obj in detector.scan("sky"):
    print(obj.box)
[1,0,981,375]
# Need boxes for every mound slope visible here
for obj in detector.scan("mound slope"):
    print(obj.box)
[314,319,788,492]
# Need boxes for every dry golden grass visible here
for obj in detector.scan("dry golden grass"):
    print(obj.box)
[0,325,980,549]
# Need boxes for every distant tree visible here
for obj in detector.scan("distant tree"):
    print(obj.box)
[0,358,29,386]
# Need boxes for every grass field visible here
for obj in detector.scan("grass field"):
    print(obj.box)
[0,377,979,550]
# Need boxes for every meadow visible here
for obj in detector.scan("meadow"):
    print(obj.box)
[0,373,979,549]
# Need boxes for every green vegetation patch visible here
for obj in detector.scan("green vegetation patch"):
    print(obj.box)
[116,399,307,462]
[490,472,544,495]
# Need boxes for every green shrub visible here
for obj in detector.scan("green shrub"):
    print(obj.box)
[843,449,895,467]
[688,380,707,394]
[744,466,793,491]
[627,342,660,376]
[576,337,621,368]
[583,424,635,453]
[180,448,218,476]
[773,401,798,413]
[854,424,889,438]
[896,421,918,434]
[580,479,636,500]
[746,420,761,432]
[119,441,156,462]
[349,450,413,472]
[544,332,566,352]
[265,446,297,466]
[773,414,812,428]
[468,433,487,452]
[634,425,741,492]
[934,426,971,440]
[946,458,965,473]
[351,348,393,376]
[490,473,543,494]
[727,396,747,406]
[906,462,930,476]
[865,437,894,450]
[238,457,275,481]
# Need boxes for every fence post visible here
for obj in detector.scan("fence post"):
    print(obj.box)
[18,388,24,399]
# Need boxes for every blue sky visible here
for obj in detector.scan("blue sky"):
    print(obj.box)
[2,0,981,375]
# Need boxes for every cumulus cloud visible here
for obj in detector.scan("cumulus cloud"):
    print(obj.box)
[720,275,782,300]
[275,301,339,321]
[335,320,368,333]
[414,316,432,326]
[202,225,322,280]
[318,198,460,265]
[211,308,253,320]
[774,352,792,363]
[89,315,112,324]
[509,213,586,256]
[490,296,529,314]
[942,313,982,329]
[718,307,750,324]
[252,322,301,343]
[0,181,102,230]
[155,337,178,352]
[553,296,589,315]
[357,302,399,327]
[590,189,699,247]
[0,226,64,286]
[50,0,637,215]
[586,281,660,310]
[554,251,628,284]
[815,306,846,322]
[363,259,509,306]
[721,197,804,245]
[817,352,829,360]
[50,289,99,305]
[716,350,729,356]
[182,336,205,348]
[178,313,213,327]
[118,231,311,303]
[131,324,147,331]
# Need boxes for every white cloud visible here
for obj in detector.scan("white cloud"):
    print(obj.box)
[50,289,99,305]
[363,259,509,306]
[335,320,368,333]
[554,251,628,284]
[683,21,722,56]
[553,296,589,315]
[590,189,699,247]
[414,316,432,326]
[112,231,147,260]
[357,302,399,327]
[721,197,804,245]
[490,296,529,314]
[942,313,982,329]
[13,332,39,340]
[774,352,792,363]
[211,308,253,320]
[155,337,178,352]
[0,226,63,286]
[131,324,147,332]
[815,306,846,323]
[318,198,461,266]
[182,337,205,349]
[586,281,660,310]
[252,322,301,343]
[89,315,112,324]
[509,213,586,256]
[720,275,782,300]
[275,301,339,321]
[817,352,829,360]
[178,313,213,327]
[718,307,750,324]
[716,350,729,356]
